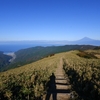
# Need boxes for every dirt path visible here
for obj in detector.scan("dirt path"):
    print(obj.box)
[44,58,72,100]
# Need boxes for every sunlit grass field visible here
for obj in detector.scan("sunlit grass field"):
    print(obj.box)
[0,52,65,100]
[0,50,100,100]
[63,50,100,100]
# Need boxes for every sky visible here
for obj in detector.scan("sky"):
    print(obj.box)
[0,0,100,41]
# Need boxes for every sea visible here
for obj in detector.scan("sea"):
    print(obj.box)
[0,44,56,53]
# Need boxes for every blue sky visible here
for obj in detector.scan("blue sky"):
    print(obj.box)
[0,0,100,41]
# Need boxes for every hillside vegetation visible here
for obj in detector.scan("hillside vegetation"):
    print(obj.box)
[0,51,12,71]
[6,45,96,70]
[77,50,98,59]
[63,50,100,100]
[0,50,100,100]
[0,53,62,100]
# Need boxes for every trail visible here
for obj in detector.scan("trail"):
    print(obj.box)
[44,58,72,100]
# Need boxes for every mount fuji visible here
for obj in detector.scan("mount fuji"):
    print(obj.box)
[68,37,100,46]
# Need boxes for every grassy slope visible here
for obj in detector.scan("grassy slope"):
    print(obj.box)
[6,45,96,70]
[0,50,100,99]
[0,53,65,99]
[14,45,96,63]
[63,50,100,100]
[1,53,62,75]
[1,49,100,76]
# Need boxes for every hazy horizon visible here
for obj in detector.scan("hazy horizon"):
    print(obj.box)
[0,37,100,42]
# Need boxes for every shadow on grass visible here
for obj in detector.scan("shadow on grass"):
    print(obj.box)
[66,68,100,100]
[45,73,70,100]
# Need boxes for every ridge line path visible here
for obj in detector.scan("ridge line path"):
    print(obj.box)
[44,57,72,100]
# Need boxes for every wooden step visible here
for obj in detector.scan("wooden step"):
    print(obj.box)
[56,79,68,84]
[56,84,71,90]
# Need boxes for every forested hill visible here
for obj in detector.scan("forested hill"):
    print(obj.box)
[5,45,97,70]
[0,51,12,71]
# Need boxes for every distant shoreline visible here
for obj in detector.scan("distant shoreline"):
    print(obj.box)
[4,52,16,62]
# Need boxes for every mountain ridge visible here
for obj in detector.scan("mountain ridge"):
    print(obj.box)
[4,44,98,71]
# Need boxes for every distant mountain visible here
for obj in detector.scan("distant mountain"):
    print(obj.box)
[69,37,100,46]
[78,37,94,41]
[0,37,99,46]
[0,37,100,52]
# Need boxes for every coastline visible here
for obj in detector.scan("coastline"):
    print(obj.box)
[4,52,16,62]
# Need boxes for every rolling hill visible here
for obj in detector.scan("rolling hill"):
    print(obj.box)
[5,45,97,70]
